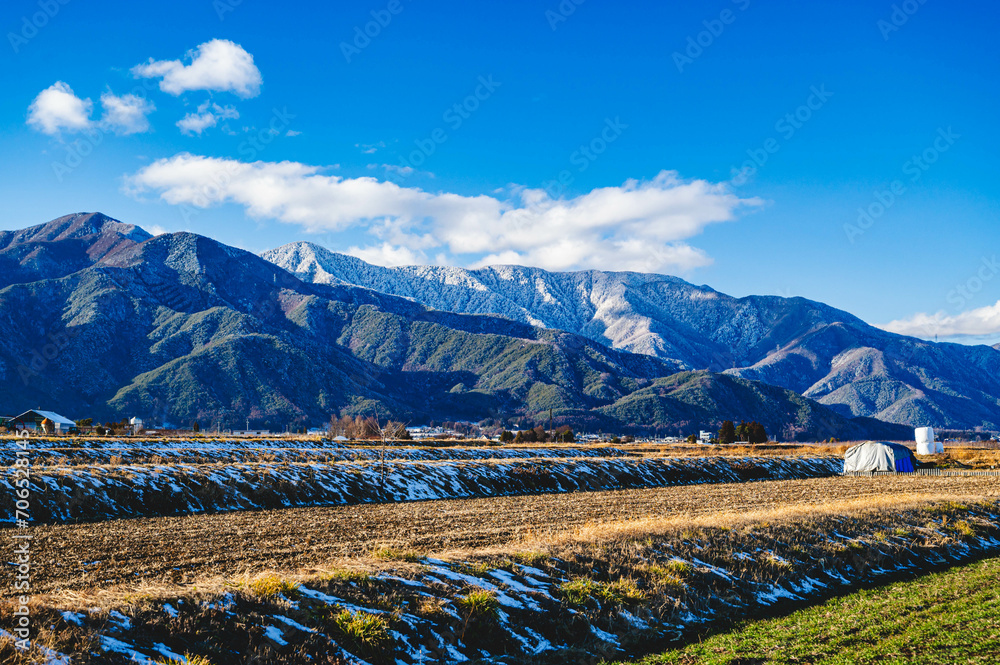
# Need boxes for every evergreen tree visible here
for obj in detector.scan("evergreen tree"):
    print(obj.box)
[718,420,736,444]
[748,421,768,444]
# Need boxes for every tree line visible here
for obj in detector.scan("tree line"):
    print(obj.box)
[717,420,768,444]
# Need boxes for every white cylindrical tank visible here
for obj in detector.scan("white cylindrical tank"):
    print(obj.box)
[915,427,941,454]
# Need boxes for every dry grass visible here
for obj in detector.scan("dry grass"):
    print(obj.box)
[625,443,851,458]
[919,448,1000,469]
[519,492,989,552]
[4,493,1000,664]
[12,474,999,604]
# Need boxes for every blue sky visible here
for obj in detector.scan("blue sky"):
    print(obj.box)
[2,0,998,342]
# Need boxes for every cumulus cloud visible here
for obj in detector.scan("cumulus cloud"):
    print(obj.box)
[132,39,262,98]
[880,300,1000,339]
[28,83,156,136]
[100,92,155,135]
[27,82,93,135]
[125,153,762,272]
[177,102,239,135]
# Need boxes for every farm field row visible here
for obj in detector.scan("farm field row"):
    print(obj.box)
[14,474,1000,598]
[6,491,1000,663]
[2,455,844,524]
[0,444,633,467]
[630,555,1000,664]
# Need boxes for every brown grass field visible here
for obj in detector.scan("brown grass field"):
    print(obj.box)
[12,473,999,603]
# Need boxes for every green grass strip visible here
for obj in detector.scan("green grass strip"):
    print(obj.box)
[626,555,1000,664]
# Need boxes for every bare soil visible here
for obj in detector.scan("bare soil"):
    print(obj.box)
[11,474,999,598]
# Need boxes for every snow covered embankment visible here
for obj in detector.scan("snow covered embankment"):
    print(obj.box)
[2,456,843,524]
[0,444,630,466]
[23,501,1000,664]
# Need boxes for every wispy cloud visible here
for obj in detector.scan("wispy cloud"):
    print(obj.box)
[356,141,385,154]
[880,301,1000,339]
[132,39,262,98]
[100,92,155,135]
[125,154,762,272]
[177,102,239,136]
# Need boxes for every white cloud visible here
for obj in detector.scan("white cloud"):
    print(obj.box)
[357,141,385,154]
[880,300,1000,339]
[176,102,240,136]
[132,39,262,98]
[100,92,155,135]
[382,164,415,177]
[125,154,762,273]
[27,82,93,135]
[285,130,302,137]
[346,242,429,267]
[28,83,156,136]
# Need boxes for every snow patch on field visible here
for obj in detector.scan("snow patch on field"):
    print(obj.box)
[2,454,845,524]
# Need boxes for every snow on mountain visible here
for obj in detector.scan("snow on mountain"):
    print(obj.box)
[264,242,1000,430]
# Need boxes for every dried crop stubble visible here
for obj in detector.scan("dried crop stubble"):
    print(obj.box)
[10,474,998,598]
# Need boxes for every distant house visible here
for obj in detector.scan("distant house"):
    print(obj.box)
[699,430,712,443]
[14,410,77,435]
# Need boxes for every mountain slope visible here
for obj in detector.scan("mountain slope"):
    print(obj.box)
[264,242,1000,430]
[0,212,150,290]
[0,213,897,440]
[600,371,910,441]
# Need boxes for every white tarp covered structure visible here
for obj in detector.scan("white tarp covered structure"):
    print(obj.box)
[844,441,918,473]
[915,427,942,455]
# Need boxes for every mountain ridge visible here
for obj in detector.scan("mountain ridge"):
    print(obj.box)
[264,241,1000,430]
[0,213,909,440]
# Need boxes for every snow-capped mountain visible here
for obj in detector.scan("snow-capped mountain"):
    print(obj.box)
[2,212,907,440]
[264,242,1000,430]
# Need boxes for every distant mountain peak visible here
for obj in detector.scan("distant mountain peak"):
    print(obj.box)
[2,212,152,246]
[0,212,154,289]
[264,240,1000,431]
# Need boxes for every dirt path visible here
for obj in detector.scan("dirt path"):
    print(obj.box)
[11,475,999,597]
